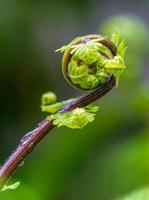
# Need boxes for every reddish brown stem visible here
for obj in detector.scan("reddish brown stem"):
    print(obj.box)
[0,75,115,189]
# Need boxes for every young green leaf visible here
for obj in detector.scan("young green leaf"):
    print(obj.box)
[1,182,20,192]
[41,99,74,114]
[48,105,99,129]
[111,28,120,46]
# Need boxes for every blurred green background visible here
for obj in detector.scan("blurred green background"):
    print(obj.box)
[0,0,149,199]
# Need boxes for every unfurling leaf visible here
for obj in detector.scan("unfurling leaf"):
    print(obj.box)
[48,105,99,129]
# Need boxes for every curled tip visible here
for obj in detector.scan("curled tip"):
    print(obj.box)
[57,32,126,90]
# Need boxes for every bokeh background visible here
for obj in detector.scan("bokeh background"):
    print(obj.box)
[0,0,149,199]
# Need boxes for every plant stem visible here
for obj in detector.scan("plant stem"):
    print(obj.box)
[0,75,115,189]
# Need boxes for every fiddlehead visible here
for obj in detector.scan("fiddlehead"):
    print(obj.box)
[57,32,126,90]
[42,31,126,129]
[0,30,126,190]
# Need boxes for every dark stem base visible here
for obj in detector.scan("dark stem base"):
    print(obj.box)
[0,75,115,189]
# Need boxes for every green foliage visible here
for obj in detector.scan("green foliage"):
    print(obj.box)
[109,30,127,86]
[41,92,74,114]
[48,105,99,129]
[41,92,57,106]
[111,29,120,46]
[57,30,126,89]
[41,91,100,129]
[1,182,20,192]
[41,94,99,129]
[41,31,126,129]
[0,0,148,199]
